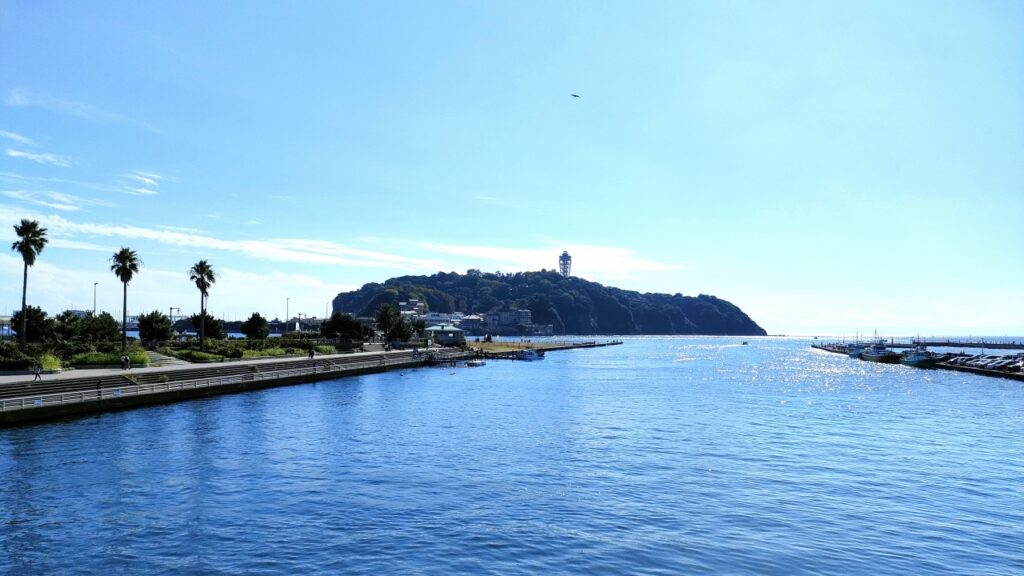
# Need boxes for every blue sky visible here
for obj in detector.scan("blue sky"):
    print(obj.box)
[1,1,1022,335]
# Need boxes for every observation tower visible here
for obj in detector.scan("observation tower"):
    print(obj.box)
[559,250,572,278]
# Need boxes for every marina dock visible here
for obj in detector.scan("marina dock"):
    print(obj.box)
[812,342,1024,382]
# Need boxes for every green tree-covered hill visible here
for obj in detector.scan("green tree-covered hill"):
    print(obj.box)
[332,270,766,336]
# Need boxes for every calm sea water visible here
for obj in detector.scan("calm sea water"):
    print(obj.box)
[1,337,1022,575]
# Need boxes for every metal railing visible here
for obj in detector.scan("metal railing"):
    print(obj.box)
[0,355,421,413]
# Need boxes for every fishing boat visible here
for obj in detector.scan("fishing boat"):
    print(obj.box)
[900,345,937,368]
[860,340,900,364]
[846,343,867,358]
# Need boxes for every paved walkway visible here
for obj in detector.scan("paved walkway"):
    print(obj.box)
[0,349,405,387]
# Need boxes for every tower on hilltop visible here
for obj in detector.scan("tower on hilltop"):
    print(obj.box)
[558,250,572,278]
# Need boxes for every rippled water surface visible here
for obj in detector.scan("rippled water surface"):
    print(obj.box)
[2,337,1022,574]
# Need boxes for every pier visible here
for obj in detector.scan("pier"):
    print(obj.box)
[812,342,1024,382]
[831,339,1024,350]
[474,339,623,360]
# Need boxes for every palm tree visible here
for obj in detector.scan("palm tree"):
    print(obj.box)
[11,219,48,347]
[189,260,216,349]
[110,247,142,351]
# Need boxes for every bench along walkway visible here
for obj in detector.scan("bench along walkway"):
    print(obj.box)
[0,349,475,426]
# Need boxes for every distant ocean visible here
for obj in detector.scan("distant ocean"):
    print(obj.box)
[1,337,1021,574]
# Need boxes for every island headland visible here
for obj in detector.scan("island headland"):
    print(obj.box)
[332,270,767,337]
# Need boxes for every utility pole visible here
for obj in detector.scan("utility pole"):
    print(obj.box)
[93,282,98,314]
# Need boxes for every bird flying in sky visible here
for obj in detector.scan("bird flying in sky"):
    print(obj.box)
[571,94,580,98]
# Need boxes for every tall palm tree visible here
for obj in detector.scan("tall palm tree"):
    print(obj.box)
[110,247,142,351]
[11,219,48,347]
[189,260,216,349]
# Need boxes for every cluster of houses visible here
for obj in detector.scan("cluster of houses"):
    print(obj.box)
[394,299,554,347]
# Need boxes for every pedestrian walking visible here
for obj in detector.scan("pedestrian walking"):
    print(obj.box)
[96,379,102,398]
[32,362,42,381]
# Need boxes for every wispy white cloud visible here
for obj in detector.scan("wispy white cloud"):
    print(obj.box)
[0,206,680,288]
[2,190,109,211]
[417,242,681,279]
[6,148,72,167]
[6,88,159,133]
[125,171,162,188]
[0,252,353,322]
[120,170,164,195]
[0,130,36,146]
[155,224,207,235]
[47,238,117,252]
[0,206,447,271]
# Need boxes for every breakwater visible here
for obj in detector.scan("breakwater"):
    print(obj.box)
[0,349,474,426]
[477,339,623,360]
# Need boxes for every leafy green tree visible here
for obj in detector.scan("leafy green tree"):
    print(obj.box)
[375,304,400,336]
[188,260,216,349]
[11,219,48,347]
[52,310,84,342]
[387,319,413,342]
[190,313,225,340]
[52,311,124,345]
[240,312,270,340]
[320,313,368,340]
[83,312,122,343]
[138,310,173,342]
[11,306,55,344]
[110,247,142,351]
[412,318,426,337]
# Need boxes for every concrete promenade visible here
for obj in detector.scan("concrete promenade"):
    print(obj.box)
[0,349,399,387]
[0,348,473,426]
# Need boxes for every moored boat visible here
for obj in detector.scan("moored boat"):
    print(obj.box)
[861,340,900,364]
[515,349,544,361]
[900,345,937,368]
[465,359,486,367]
[846,343,867,358]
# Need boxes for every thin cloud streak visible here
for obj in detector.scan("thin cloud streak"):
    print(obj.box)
[121,170,164,195]
[47,238,118,252]
[6,88,161,133]
[6,148,72,167]
[0,130,36,146]
[2,190,110,211]
[418,242,681,277]
[0,254,351,321]
[0,206,447,271]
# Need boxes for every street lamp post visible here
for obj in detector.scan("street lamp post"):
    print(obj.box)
[93,282,98,315]
[286,298,290,324]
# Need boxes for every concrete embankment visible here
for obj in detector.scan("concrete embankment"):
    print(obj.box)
[0,349,472,427]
